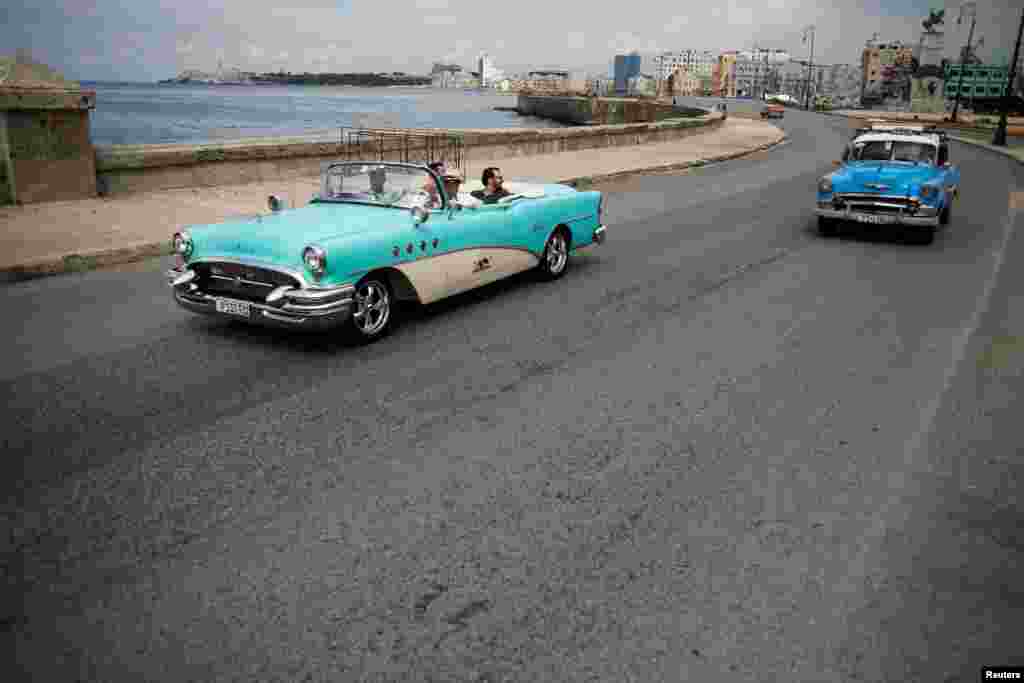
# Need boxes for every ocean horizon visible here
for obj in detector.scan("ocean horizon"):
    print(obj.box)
[82,81,567,147]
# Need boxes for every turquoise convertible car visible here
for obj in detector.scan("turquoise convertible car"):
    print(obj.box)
[815,123,961,245]
[167,161,607,342]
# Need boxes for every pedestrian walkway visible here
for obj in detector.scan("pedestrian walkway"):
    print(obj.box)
[0,118,784,278]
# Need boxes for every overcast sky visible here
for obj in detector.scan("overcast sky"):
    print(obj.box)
[1,0,1019,81]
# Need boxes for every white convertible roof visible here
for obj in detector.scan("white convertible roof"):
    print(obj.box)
[853,132,940,146]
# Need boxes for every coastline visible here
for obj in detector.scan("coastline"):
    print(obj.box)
[83,82,568,146]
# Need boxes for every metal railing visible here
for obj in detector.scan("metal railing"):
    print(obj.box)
[337,127,467,178]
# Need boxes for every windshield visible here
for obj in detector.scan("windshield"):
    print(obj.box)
[319,163,444,208]
[851,140,936,164]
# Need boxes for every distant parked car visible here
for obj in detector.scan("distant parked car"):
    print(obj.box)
[761,103,785,119]
[814,123,960,244]
[167,161,607,342]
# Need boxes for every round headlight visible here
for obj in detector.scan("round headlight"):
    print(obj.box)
[303,245,327,276]
[818,177,833,193]
[172,230,193,258]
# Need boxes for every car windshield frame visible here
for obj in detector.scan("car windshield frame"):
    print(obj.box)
[850,139,938,165]
[316,161,447,209]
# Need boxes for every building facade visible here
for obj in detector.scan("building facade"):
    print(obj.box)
[861,41,914,100]
[478,53,503,87]
[666,66,701,96]
[820,64,862,103]
[716,52,737,98]
[627,73,658,97]
[733,49,791,98]
[613,53,642,95]
[653,49,717,81]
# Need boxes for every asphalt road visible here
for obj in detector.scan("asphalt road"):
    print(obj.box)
[3,110,1023,682]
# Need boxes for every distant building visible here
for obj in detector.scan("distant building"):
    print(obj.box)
[613,53,642,95]
[654,50,717,81]
[861,40,914,99]
[734,48,790,98]
[716,52,737,97]
[627,73,658,96]
[478,53,503,87]
[666,67,701,96]
[820,64,862,102]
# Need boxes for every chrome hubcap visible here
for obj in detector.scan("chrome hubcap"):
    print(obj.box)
[546,233,567,274]
[352,280,390,335]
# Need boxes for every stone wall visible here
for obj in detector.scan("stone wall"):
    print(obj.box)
[516,95,706,125]
[6,109,97,203]
[95,113,724,197]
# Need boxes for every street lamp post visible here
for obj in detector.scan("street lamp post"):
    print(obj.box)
[951,1,977,122]
[803,25,816,109]
[993,6,1024,146]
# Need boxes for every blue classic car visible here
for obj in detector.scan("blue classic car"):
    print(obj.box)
[167,161,607,342]
[815,123,961,244]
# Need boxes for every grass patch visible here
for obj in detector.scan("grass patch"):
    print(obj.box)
[194,148,226,163]
[978,335,1024,370]
[62,254,98,273]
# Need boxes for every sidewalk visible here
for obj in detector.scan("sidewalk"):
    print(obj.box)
[825,110,1024,164]
[832,109,1024,127]
[0,118,784,280]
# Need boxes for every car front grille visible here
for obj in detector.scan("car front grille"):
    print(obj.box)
[190,261,303,303]
[834,193,920,215]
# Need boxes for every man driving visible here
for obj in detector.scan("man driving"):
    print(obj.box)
[471,167,512,204]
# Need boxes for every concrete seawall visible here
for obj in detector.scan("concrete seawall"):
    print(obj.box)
[516,95,706,125]
[95,111,724,197]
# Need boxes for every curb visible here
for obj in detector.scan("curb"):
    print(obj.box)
[0,242,173,284]
[946,135,1024,166]
[560,132,788,188]
[0,131,788,285]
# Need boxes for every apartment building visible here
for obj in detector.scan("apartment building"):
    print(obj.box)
[861,41,914,95]
[653,49,717,81]
[734,49,791,98]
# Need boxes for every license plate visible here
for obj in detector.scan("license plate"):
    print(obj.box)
[215,298,251,317]
[853,213,895,225]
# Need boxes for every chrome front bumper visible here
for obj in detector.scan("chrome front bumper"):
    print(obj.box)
[167,268,355,331]
[815,207,939,228]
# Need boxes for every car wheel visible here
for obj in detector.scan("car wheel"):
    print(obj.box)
[538,227,570,280]
[818,216,838,237]
[911,228,936,245]
[344,275,394,344]
[939,202,951,226]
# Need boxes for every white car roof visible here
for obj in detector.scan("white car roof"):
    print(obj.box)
[852,132,940,146]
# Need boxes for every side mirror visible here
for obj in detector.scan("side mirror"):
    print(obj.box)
[268,195,285,212]
[411,206,429,225]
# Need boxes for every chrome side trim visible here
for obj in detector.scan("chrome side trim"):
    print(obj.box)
[266,285,295,304]
[564,213,596,224]
[285,284,356,303]
[282,296,355,313]
[167,268,196,287]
